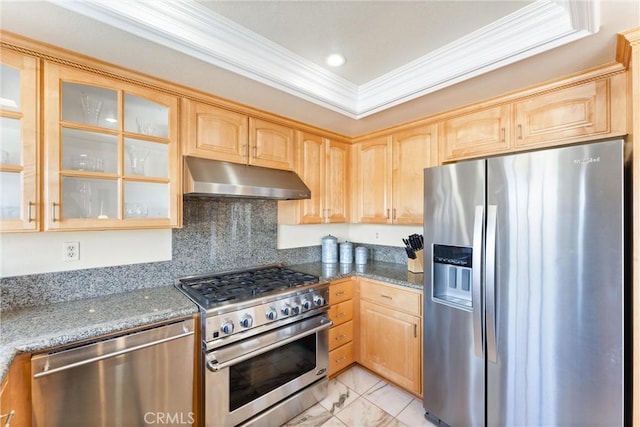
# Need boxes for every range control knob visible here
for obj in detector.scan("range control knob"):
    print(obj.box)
[239,314,253,328]
[265,308,277,321]
[220,320,234,335]
[281,304,291,316]
[291,303,301,315]
[301,299,311,310]
[313,295,325,307]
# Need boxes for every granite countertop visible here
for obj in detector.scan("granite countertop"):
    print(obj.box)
[0,285,197,384]
[0,261,420,385]
[289,260,424,290]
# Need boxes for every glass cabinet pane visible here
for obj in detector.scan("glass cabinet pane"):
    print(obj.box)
[62,128,118,173]
[0,64,20,111]
[124,138,168,178]
[124,93,168,138]
[62,82,118,129]
[0,171,21,218]
[124,181,169,218]
[0,117,21,165]
[62,177,117,219]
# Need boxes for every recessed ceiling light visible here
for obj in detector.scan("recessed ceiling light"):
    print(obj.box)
[326,54,346,67]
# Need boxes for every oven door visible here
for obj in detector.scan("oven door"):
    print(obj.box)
[204,314,332,427]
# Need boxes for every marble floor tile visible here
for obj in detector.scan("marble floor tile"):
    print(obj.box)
[334,397,395,427]
[283,403,334,427]
[363,380,414,417]
[282,366,434,427]
[319,378,359,415]
[396,398,437,427]
[335,365,381,395]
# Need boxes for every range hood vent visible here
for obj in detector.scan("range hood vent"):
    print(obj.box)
[183,156,311,200]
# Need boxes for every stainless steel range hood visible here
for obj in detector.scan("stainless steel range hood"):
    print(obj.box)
[183,156,311,200]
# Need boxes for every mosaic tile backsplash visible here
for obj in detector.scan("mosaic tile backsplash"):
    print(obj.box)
[1,199,404,311]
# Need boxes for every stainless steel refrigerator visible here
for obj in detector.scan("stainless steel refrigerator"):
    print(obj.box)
[422,139,627,426]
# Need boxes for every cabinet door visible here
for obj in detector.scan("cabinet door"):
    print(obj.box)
[182,99,248,163]
[0,353,31,427]
[359,300,421,395]
[392,124,438,224]
[44,63,180,230]
[297,132,325,224]
[514,79,611,149]
[249,118,295,170]
[441,105,512,161]
[353,136,392,223]
[0,50,39,232]
[325,140,350,223]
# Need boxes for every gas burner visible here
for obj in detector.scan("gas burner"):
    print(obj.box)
[177,265,320,309]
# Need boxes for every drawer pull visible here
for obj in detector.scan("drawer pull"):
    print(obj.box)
[380,294,393,300]
[335,356,347,363]
[335,334,346,341]
[334,291,345,297]
[335,312,346,318]
[1,410,15,427]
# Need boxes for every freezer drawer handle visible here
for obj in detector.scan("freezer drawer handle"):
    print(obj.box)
[472,206,484,358]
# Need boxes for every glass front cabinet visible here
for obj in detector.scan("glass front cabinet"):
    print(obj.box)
[0,50,40,232]
[43,62,180,230]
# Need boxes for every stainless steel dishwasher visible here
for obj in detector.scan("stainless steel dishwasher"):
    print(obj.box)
[31,318,195,427]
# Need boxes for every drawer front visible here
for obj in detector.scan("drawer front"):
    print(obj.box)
[359,280,421,316]
[328,341,354,376]
[328,300,353,327]
[329,320,353,351]
[329,280,353,304]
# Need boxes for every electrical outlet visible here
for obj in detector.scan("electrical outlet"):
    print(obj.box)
[63,241,80,262]
[375,232,380,240]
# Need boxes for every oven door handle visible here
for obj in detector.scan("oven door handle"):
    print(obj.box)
[206,319,333,372]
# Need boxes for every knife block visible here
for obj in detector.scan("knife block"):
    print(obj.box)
[407,249,424,273]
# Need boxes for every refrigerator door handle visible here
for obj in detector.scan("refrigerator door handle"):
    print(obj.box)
[472,205,484,358]
[486,205,498,363]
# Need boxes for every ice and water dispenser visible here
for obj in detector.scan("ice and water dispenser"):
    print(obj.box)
[432,244,473,310]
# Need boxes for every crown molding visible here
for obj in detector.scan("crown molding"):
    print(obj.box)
[50,0,599,119]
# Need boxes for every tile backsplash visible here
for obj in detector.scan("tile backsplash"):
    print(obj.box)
[0,198,404,311]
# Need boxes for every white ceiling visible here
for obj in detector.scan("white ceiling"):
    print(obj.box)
[1,1,638,137]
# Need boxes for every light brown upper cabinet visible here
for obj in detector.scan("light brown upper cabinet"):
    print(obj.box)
[353,124,438,224]
[513,77,624,149]
[441,73,627,162]
[249,118,296,170]
[43,62,180,230]
[182,99,295,171]
[440,105,512,162]
[392,125,439,224]
[278,132,350,224]
[0,49,40,232]
[182,99,249,164]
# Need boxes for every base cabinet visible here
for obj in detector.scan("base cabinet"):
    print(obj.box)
[358,279,422,396]
[0,353,31,427]
[327,278,356,376]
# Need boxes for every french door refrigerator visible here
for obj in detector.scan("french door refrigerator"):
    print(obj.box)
[422,138,627,426]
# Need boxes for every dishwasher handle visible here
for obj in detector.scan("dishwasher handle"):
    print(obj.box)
[33,320,194,379]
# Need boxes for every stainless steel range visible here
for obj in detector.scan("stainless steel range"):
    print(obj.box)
[176,265,332,427]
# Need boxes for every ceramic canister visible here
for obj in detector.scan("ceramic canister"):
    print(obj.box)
[355,246,368,265]
[321,234,338,263]
[339,241,353,264]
